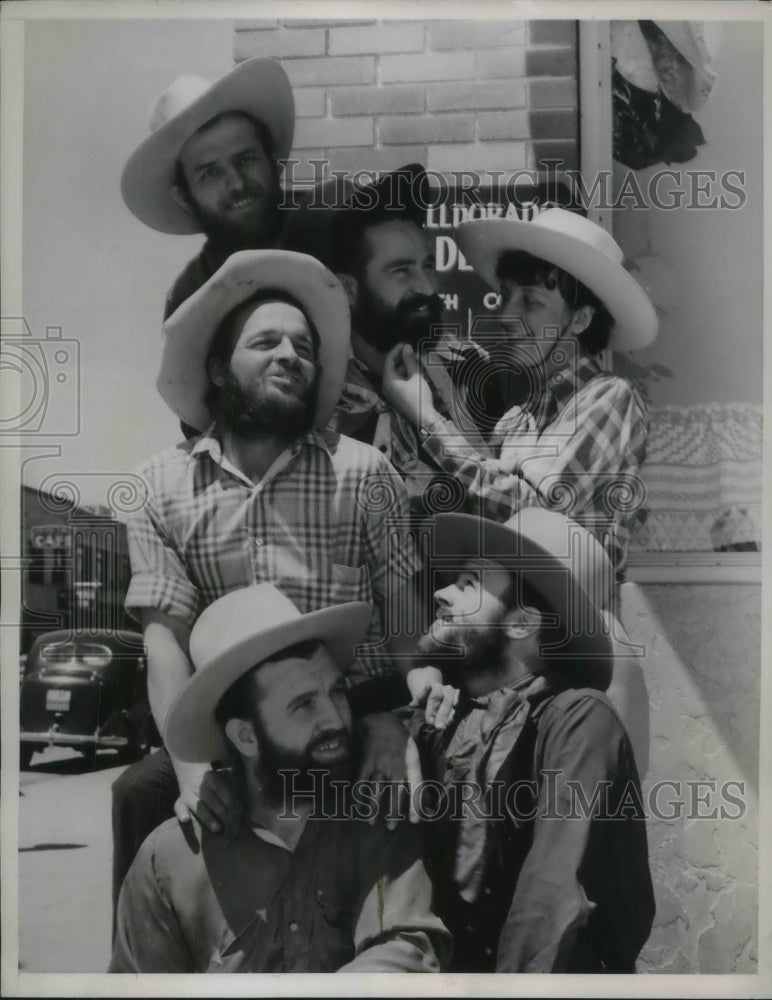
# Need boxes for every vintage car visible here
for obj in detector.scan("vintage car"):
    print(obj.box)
[20,629,159,769]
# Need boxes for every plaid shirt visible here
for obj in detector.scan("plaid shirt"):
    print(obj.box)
[125,428,420,681]
[420,354,649,577]
[331,337,494,517]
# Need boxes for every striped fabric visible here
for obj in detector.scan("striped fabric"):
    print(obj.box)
[420,353,650,577]
[125,428,421,681]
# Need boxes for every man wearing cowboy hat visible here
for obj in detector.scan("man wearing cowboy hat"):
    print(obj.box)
[112,249,428,917]
[382,207,659,578]
[110,584,450,973]
[410,507,655,972]
[121,57,293,322]
[280,164,497,519]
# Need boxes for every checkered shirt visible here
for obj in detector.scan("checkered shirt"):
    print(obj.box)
[420,354,650,578]
[331,337,494,515]
[125,428,421,681]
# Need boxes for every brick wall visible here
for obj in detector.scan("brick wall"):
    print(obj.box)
[234,19,578,183]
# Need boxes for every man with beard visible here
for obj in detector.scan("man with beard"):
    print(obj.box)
[110,584,450,973]
[279,164,496,518]
[121,57,292,320]
[122,58,293,437]
[111,250,428,921]
[382,207,659,578]
[410,507,655,973]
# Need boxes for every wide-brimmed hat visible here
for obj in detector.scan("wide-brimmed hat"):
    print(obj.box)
[279,163,429,270]
[157,249,351,432]
[121,58,294,234]
[429,507,615,688]
[165,584,371,763]
[456,208,658,351]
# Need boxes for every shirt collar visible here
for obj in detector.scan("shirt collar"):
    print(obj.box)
[189,425,332,484]
[527,352,602,426]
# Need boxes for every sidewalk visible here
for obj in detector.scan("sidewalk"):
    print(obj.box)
[18,760,127,973]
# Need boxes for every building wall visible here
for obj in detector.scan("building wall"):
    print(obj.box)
[611,21,762,408]
[620,580,760,973]
[235,18,578,181]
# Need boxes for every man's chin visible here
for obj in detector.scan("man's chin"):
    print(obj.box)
[417,624,468,660]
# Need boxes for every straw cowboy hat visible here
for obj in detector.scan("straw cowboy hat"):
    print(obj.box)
[121,58,294,234]
[456,207,659,351]
[157,249,351,432]
[430,506,616,689]
[165,584,371,764]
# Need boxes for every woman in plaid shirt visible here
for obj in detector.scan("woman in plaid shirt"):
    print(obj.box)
[383,207,660,581]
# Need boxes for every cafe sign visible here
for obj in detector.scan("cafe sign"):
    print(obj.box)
[28,525,72,550]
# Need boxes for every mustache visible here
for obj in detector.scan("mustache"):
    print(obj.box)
[308,728,351,753]
[398,293,443,319]
[224,183,266,208]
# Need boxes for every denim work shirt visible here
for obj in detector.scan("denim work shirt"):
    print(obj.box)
[415,681,655,973]
[110,813,450,973]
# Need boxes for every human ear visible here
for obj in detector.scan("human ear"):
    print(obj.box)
[504,605,542,641]
[171,183,194,216]
[336,272,359,308]
[224,717,259,758]
[568,304,594,336]
[207,354,227,389]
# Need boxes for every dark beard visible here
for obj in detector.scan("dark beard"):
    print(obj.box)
[417,607,511,676]
[215,367,319,441]
[190,180,283,250]
[354,285,444,353]
[253,724,358,808]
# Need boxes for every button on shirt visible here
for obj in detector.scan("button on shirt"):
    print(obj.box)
[125,428,421,681]
[109,814,451,973]
[419,354,649,578]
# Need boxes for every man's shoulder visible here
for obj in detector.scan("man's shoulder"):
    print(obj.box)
[539,685,629,739]
[136,816,205,877]
[318,428,399,473]
[164,245,213,319]
[135,438,199,480]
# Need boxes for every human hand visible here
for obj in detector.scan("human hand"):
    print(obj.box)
[382,343,436,426]
[171,759,240,833]
[408,665,460,731]
[422,684,460,731]
[358,712,424,827]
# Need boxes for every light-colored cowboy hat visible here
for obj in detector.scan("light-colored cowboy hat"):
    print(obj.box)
[165,584,372,763]
[157,249,351,432]
[456,207,659,351]
[429,506,615,689]
[121,58,294,234]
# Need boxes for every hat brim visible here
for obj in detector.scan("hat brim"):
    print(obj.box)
[165,601,372,763]
[456,217,659,351]
[430,512,612,689]
[157,249,351,432]
[121,59,294,234]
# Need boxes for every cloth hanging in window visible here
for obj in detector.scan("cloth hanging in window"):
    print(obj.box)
[611,20,717,170]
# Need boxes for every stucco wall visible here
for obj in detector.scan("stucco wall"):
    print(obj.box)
[620,580,760,973]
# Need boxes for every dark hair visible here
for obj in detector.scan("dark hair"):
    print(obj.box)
[173,111,279,197]
[495,250,614,355]
[214,638,325,729]
[330,206,426,279]
[204,289,322,410]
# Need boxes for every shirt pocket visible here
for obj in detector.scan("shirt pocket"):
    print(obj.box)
[328,562,370,606]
